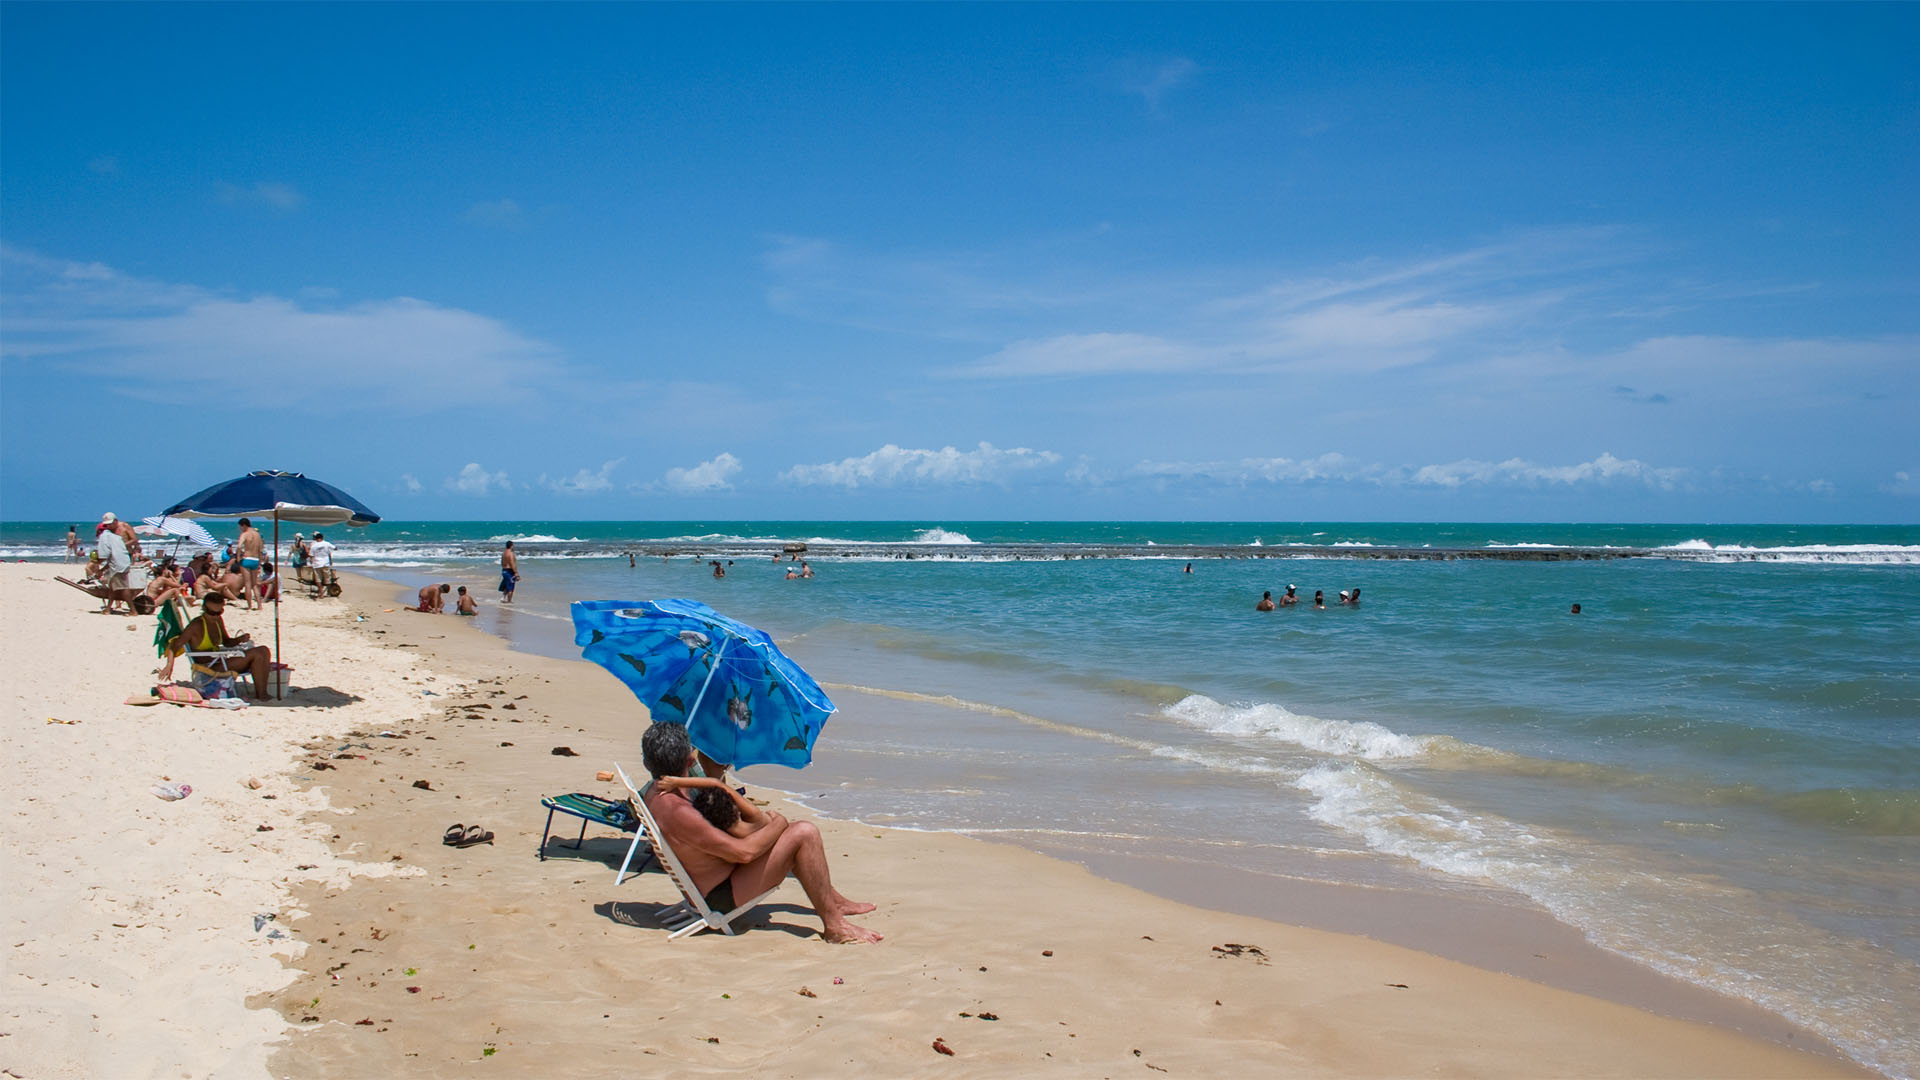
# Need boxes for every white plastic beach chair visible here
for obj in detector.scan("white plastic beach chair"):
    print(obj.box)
[612,763,653,886]
[623,769,785,940]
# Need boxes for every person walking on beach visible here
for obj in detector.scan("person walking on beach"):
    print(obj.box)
[308,532,336,596]
[641,722,882,944]
[500,541,518,602]
[237,518,265,611]
[65,525,80,561]
[1256,591,1276,611]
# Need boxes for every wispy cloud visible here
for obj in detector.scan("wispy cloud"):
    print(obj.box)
[782,442,1061,488]
[665,453,742,493]
[545,458,624,495]
[464,198,525,229]
[0,245,565,410]
[1135,57,1198,111]
[447,463,510,496]
[216,180,304,211]
[400,474,423,495]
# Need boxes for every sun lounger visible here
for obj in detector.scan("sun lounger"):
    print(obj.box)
[625,770,786,939]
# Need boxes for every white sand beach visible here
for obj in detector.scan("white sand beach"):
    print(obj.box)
[0,564,1871,1078]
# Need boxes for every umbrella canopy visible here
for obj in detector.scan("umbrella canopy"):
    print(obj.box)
[142,515,219,550]
[161,470,380,526]
[572,598,835,770]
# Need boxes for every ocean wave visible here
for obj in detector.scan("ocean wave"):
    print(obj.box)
[485,533,584,544]
[913,528,976,545]
[1162,695,1443,761]
[1485,542,1559,549]
[1657,540,1920,565]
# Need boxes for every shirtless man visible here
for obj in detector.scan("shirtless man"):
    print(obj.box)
[237,518,265,610]
[499,541,518,602]
[416,583,450,612]
[1255,590,1276,611]
[179,594,273,701]
[641,723,880,944]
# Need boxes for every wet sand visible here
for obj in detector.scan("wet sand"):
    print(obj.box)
[0,564,1872,1077]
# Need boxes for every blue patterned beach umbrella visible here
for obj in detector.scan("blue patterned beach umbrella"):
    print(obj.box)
[162,469,381,526]
[572,599,835,770]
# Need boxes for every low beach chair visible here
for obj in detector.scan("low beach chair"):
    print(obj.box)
[628,778,786,940]
[611,763,656,885]
[538,791,645,871]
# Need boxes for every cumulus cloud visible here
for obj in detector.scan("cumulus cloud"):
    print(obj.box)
[546,458,624,495]
[401,474,423,495]
[447,463,509,495]
[782,442,1061,488]
[216,181,304,211]
[665,453,742,493]
[1132,452,1687,491]
[1882,471,1919,497]
[0,245,564,410]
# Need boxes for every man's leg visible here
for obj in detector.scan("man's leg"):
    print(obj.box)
[728,820,879,943]
[243,566,259,609]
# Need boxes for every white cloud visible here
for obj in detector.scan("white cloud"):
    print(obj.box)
[1882,471,1919,497]
[665,453,742,493]
[0,245,564,410]
[447,463,509,496]
[401,474,422,495]
[1405,452,1685,490]
[465,198,525,229]
[782,442,1061,488]
[1132,57,1198,111]
[970,332,1210,377]
[546,458,624,495]
[216,181,304,211]
[1132,452,1686,491]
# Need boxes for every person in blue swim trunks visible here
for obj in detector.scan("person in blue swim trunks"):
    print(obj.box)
[499,540,519,603]
[237,517,266,611]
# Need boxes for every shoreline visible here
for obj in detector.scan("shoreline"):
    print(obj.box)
[0,564,1876,1076]
[341,567,1870,1073]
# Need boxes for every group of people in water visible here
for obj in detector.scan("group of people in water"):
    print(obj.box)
[1256,584,1360,611]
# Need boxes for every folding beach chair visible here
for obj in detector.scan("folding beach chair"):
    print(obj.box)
[538,791,649,876]
[628,788,786,940]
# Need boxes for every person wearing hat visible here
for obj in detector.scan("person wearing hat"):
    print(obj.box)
[1278,584,1299,607]
[100,511,144,564]
[289,533,310,579]
[92,516,136,614]
[177,593,273,701]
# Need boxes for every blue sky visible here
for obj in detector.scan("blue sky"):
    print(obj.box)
[2,3,1914,522]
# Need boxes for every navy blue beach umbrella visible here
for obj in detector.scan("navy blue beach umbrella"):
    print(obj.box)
[572,599,835,770]
[161,470,381,697]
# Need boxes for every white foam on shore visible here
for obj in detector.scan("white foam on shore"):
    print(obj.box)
[1295,762,1919,1080]
[1163,695,1441,761]
[1658,540,1920,565]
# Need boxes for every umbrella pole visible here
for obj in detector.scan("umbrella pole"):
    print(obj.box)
[686,639,727,762]
[272,512,282,700]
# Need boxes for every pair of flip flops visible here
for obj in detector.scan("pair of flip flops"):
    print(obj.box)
[442,823,493,848]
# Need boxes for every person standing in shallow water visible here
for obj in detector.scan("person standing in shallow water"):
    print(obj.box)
[499,541,518,603]
[1256,591,1276,611]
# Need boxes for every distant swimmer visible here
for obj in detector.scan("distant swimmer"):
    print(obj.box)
[1256,591,1276,611]
[786,567,798,580]
[1280,584,1298,607]
[1570,603,1582,615]
[1184,563,1193,574]
[1313,590,1326,610]
[628,552,636,568]
[1339,588,1361,607]
[800,561,813,579]
[712,560,726,579]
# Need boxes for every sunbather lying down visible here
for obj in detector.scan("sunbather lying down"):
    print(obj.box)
[641,722,881,944]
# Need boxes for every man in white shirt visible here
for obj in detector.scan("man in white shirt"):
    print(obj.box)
[307,532,336,596]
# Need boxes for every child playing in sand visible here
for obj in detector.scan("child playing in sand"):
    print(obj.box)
[456,586,477,615]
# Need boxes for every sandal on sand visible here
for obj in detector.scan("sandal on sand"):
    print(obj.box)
[452,825,493,849]
[442,823,466,845]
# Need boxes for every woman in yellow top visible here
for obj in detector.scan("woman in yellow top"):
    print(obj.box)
[177,595,273,701]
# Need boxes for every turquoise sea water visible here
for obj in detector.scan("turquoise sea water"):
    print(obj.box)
[7,520,1916,1075]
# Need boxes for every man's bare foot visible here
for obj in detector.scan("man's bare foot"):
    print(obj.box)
[822,920,882,944]
[835,899,877,916]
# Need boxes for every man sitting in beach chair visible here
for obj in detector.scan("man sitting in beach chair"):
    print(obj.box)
[641,723,881,943]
